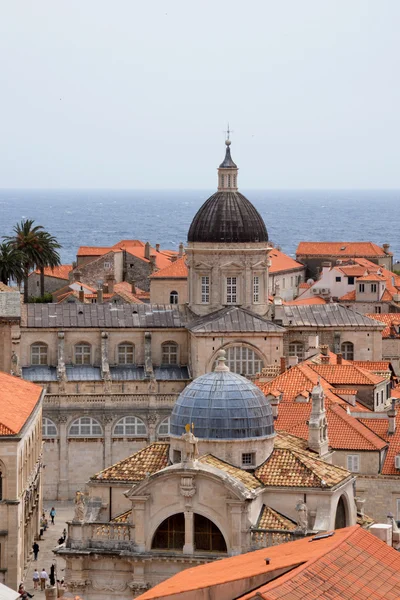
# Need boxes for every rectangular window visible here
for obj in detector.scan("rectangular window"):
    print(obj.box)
[348,276,354,285]
[253,276,260,303]
[371,283,377,293]
[375,306,382,313]
[226,277,237,304]
[242,453,255,466]
[290,276,293,287]
[201,276,210,303]
[347,454,360,473]
[335,276,342,282]
[173,450,182,464]
[282,278,286,289]
[104,261,111,269]
[359,284,365,293]
[381,390,384,404]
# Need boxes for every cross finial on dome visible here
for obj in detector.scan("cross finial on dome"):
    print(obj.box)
[214,349,230,372]
[224,123,233,146]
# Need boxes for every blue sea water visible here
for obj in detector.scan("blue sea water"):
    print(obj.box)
[0,189,399,264]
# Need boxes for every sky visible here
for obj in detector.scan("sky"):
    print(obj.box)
[1,1,400,190]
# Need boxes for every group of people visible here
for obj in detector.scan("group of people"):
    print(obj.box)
[19,507,64,597]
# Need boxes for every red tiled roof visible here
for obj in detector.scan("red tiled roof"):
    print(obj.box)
[77,246,115,257]
[337,265,367,277]
[352,361,391,372]
[340,289,356,301]
[358,418,390,443]
[284,296,327,305]
[365,412,400,475]
[0,372,42,435]
[366,313,400,338]
[150,256,188,279]
[32,264,72,280]
[298,282,310,289]
[137,526,400,600]
[296,241,391,257]
[269,248,304,274]
[357,273,386,282]
[309,364,386,385]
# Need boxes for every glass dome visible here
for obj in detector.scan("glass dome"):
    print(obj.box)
[170,356,274,440]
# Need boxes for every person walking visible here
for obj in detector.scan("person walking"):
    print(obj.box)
[49,507,56,525]
[32,541,39,561]
[40,568,48,591]
[32,568,40,590]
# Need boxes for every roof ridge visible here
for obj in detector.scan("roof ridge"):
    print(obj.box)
[329,404,387,450]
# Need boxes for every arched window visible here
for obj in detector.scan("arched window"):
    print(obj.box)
[194,514,227,552]
[42,417,58,437]
[31,343,48,366]
[68,417,103,437]
[170,291,178,304]
[289,342,304,360]
[162,342,178,365]
[74,343,91,365]
[152,513,185,550]
[220,174,224,188]
[118,343,135,365]
[335,496,347,529]
[341,341,354,360]
[219,346,264,376]
[157,417,171,438]
[113,416,147,437]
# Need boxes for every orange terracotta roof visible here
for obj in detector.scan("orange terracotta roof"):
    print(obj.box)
[257,505,296,531]
[357,273,386,282]
[32,264,72,279]
[340,289,356,301]
[352,361,391,372]
[91,442,169,482]
[358,418,390,443]
[366,313,400,338]
[255,437,350,488]
[240,526,400,600]
[138,527,366,600]
[367,412,400,475]
[77,246,115,256]
[284,296,327,305]
[275,403,386,451]
[337,265,367,277]
[269,248,304,274]
[150,256,188,279]
[333,388,357,395]
[199,455,262,491]
[309,363,385,385]
[0,372,42,435]
[298,282,310,289]
[296,241,391,257]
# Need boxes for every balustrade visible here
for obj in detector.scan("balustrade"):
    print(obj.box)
[44,393,178,408]
[250,529,296,549]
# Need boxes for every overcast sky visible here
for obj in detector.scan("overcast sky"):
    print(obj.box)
[1,1,400,189]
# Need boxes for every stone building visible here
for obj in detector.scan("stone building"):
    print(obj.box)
[367,313,400,374]
[0,284,20,374]
[296,241,393,279]
[27,264,72,299]
[56,354,356,599]
[0,371,44,589]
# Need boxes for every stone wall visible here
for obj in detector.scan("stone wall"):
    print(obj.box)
[284,328,383,361]
[150,278,188,304]
[27,274,69,298]
[356,475,400,522]
[124,252,153,291]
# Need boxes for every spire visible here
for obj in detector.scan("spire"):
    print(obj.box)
[308,382,329,457]
[218,128,238,191]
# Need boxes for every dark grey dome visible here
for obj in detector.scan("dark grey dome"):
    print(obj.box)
[170,370,274,440]
[187,191,268,243]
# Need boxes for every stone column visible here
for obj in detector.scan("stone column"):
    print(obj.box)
[57,415,69,500]
[183,510,194,554]
[11,331,22,377]
[101,332,111,391]
[132,497,149,551]
[228,501,243,555]
[57,332,67,392]
[102,414,114,468]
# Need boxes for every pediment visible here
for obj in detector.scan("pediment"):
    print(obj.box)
[220,261,243,270]
[193,261,212,270]
[252,260,268,269]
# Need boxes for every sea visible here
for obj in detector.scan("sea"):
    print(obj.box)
[0,189,399,264]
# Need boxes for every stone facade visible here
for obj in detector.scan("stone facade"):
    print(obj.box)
[27,273,69,298]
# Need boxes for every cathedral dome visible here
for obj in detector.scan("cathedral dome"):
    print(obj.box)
[187,191,269,244]
[187,139,268,244]
[170,352,274,440]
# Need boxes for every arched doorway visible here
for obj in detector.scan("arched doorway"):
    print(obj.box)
[194,514,227,552]
[152,513,185,550]
[335,496,347,529]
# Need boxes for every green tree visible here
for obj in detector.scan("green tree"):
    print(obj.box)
[0,242,25,286]
[5,219,61,302]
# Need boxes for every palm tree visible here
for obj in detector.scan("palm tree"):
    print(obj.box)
[0,242,25,286]
[6,219,61,302]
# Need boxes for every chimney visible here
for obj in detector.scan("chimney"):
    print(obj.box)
[97,287,103,304]
[179,242,184,258]
[321,355,330,364]
[336,352,343,365]
[131,280,136,295]
[145,241,151,260]
[388,399,397,435]
[383,243,390,254]
[156,243,160,252]
[270,394,281,418]
[321,261,332,270]
[149,255,156,271]
[74,270,82,282]
[320,345,329,356]
[78,287,85,303]
[280,356,286,374]
[106,274,115,294]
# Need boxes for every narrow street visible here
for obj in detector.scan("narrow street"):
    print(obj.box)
[23,502,74,597]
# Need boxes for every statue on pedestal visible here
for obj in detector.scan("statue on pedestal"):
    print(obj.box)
[295,500,308,534]
[182,423,199,462]
[73,491,86,522]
